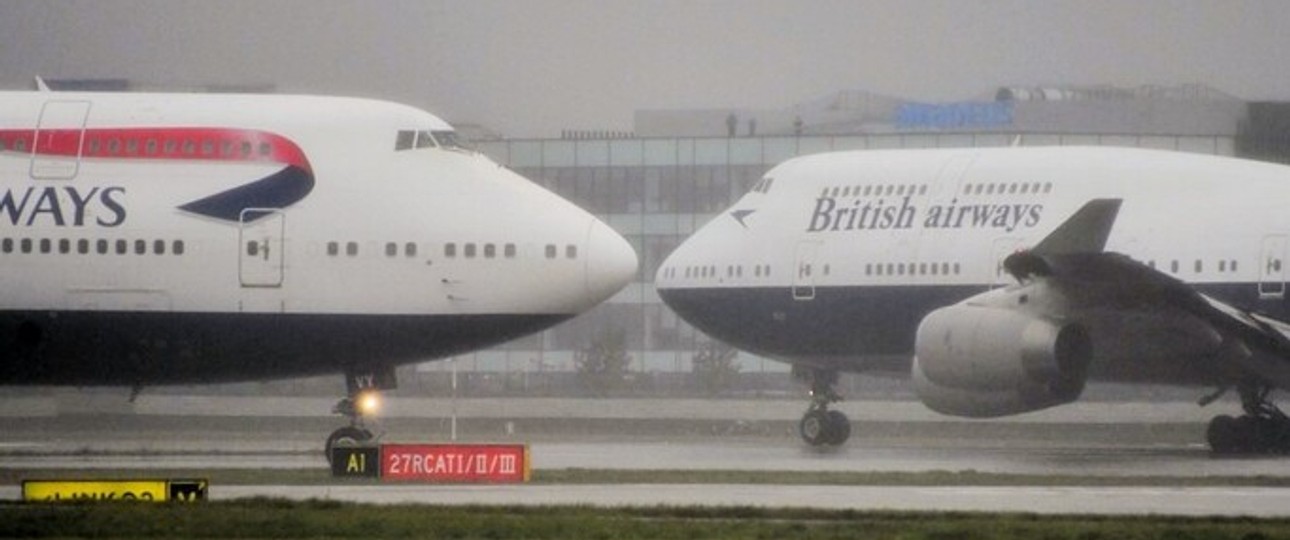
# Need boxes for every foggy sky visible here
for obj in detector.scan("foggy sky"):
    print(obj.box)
[2,0,1289,137]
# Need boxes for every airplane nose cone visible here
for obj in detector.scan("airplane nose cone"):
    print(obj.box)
[584,219,638,304]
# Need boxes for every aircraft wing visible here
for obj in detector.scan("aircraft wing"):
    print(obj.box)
[913,199,1290,419]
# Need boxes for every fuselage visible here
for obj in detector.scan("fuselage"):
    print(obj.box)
[657,146,1290,386]
[0,91,637,385]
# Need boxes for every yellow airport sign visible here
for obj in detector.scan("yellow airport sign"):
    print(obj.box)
[22,479,207,502]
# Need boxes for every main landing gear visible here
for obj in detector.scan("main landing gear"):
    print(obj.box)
[1206,379,1290,455]
[795,367,851,447]
[324,366,397,464]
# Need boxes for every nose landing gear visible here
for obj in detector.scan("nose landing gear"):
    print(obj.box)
[324,366,396,464]
[795,367,851,447]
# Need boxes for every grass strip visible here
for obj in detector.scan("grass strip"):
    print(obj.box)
[2,498,1289,539]
[5,467,1290,487]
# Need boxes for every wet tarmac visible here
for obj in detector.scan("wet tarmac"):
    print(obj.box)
[2,398,1288,515]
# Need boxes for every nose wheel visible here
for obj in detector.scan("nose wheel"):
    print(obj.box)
[325,367,396,465]
[325,394,381,464]
[795,367,851,447]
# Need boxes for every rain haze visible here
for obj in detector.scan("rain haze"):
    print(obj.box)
[2,0,1290,137]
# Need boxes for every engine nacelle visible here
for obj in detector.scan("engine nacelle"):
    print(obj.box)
[912,304,1092,417]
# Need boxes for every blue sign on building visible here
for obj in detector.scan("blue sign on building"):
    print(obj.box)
[896,101,1014,130]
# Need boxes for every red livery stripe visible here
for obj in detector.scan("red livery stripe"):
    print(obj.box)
[0,127,311,174]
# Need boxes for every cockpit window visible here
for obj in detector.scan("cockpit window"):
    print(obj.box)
[751,177,775,193]
[415,130,437,149]
[396,129,472,152]
[395,130,415,151]
[432,130,471,151]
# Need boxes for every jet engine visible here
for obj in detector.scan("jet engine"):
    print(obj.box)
[911,304,1092,417]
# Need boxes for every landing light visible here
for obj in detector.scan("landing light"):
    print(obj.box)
[357,391,382,417]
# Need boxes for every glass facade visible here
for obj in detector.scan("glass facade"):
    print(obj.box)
[441,133,1236,376]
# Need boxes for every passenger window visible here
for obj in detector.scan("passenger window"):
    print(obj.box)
[566,245,578,259]
[504,244,516,258]
[154,240,166,255]
[201,140,214,155]
[346,242,358,256]
[59,239,70,254]
[77,239,88,254]
[385,242,397,257]
[126,139,138,154]
[405,242,417,257]
[445,243,457,258]
[247,242,258,257]
[146,139,158,154]
[484,244,496,258]
[173,240,185,256]
[97,239,108,254]
[465,243,477,258]
[115,239,127,254]
[39,239,51,254]
[182,140,195,155]
[327,242,339,256]
[240,141,252,156]
[20,239,31,254]
[258,142,271,156]
[545,244,557,259]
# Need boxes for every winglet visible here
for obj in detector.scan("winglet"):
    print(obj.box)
[34,76,50,92]
[1032,199,1122,255]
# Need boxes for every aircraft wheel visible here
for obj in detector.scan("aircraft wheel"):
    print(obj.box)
[799,409,831,447]
[824,410,851,446]
[325,426,374,464]
[1206,415,1242,455]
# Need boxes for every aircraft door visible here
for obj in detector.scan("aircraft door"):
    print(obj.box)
[1259,234,1286,299]
[990,237,1026,289]
[30,100,91,180]
[792,241,819,301]
[239,209,286,288]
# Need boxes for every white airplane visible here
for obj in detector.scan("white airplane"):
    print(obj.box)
[0,87,637,457]
[657,146,1290,454]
